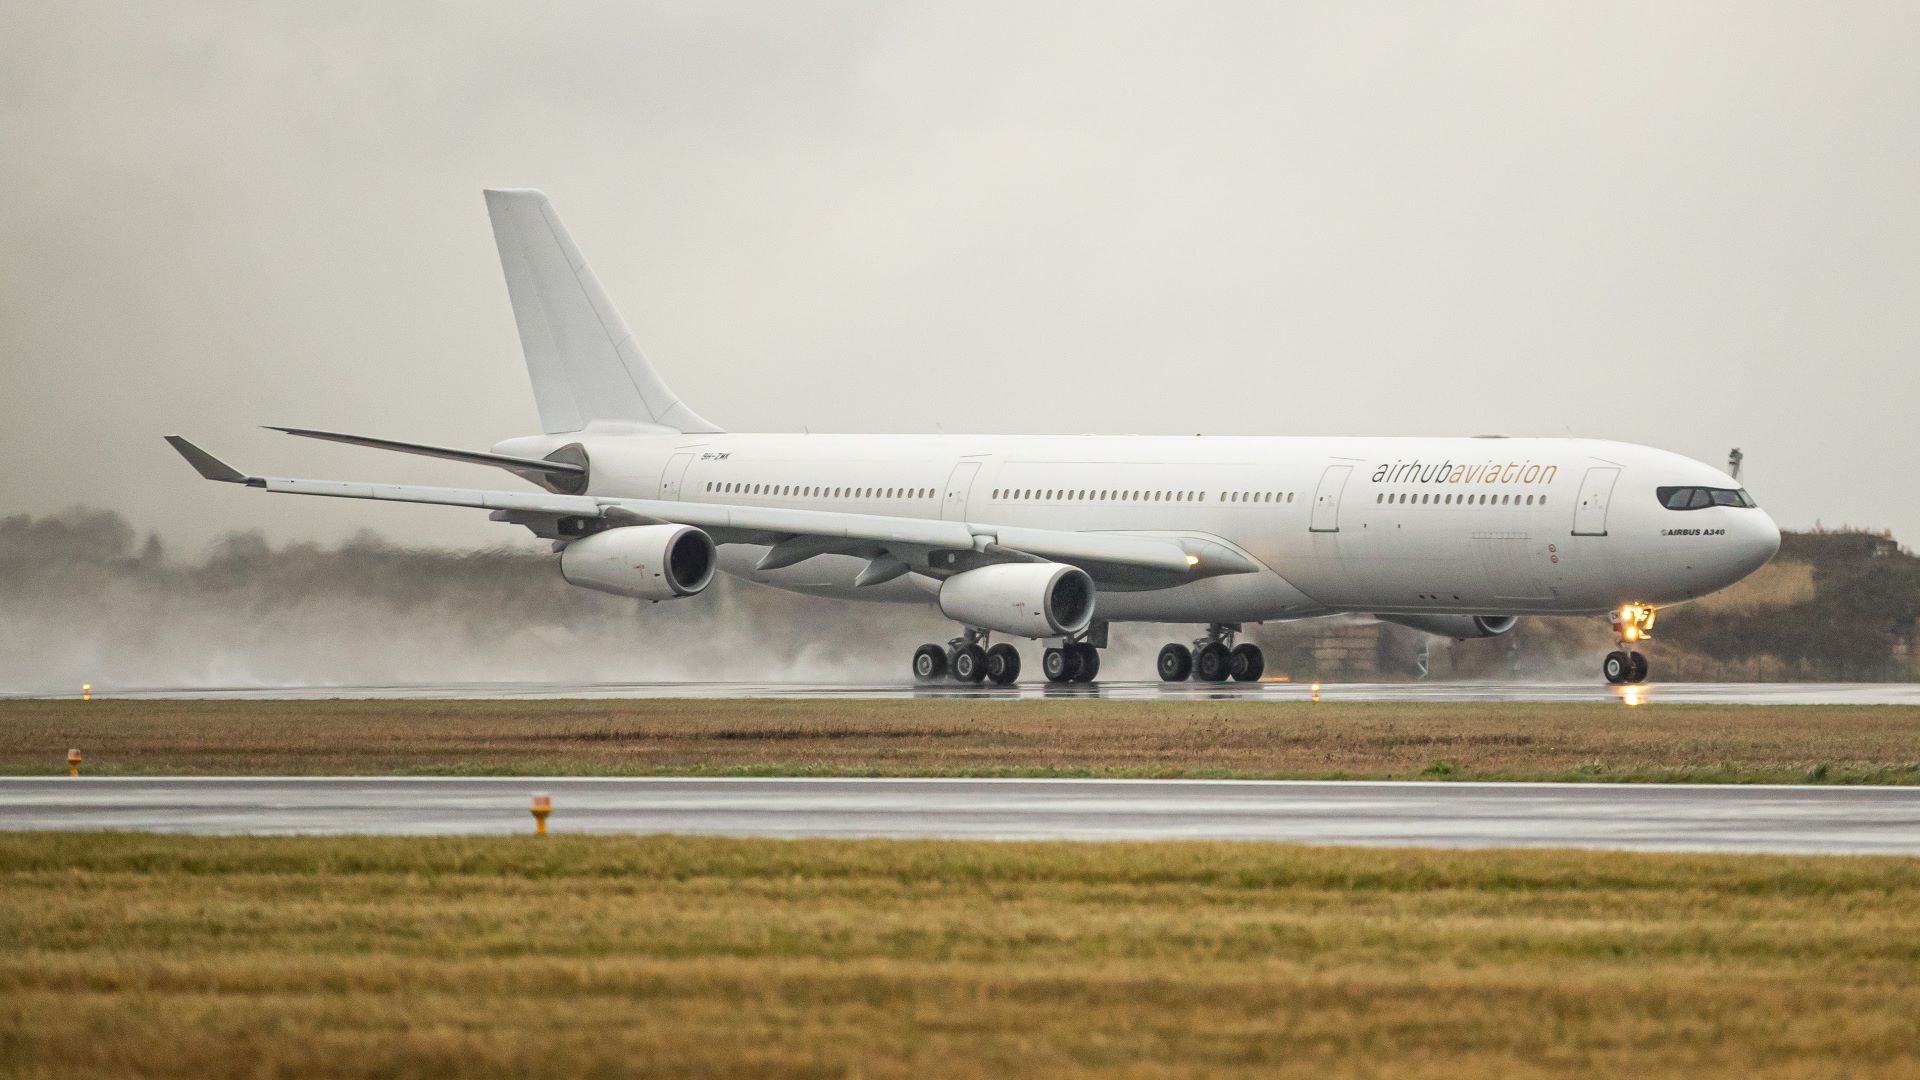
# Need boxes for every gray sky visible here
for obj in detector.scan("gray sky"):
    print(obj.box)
[5,1,1917,552]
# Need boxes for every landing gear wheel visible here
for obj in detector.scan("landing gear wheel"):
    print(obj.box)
[913,643,948,683]
[951,643,988,684]
[1042,647,1076,683]
[1194,642,1231,683]
[1628,651,1649,683]
[985,643,1022,686]
[1228,643,1265,682]
[1603,650,1630,685]
[1069,643,1100,683]
[1157,643,1193,682]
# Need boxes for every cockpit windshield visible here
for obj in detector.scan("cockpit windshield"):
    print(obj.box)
[1657,486,1757,511]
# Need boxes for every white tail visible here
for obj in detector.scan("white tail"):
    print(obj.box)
[484,189,721,435]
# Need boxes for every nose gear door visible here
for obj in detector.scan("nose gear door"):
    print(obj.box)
[1572,466,1620,536]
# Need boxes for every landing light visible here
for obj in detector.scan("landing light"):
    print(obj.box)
[1185,554,1200,567]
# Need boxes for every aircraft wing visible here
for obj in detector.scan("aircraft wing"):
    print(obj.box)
[165,436,1259,585]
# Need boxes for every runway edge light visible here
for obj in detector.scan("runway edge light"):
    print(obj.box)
[67,749,81,777]
[531,793,552,836]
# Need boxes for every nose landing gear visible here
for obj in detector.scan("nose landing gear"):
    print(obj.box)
[1603,605,1656,684]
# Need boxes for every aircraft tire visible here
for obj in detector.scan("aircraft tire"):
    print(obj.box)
[1157,643,1193,682]
[1070,643,1100,683]
[1603,650,1630,684]
[913,643,948,683]
[1628,651,1649,683]
[1043,647,1075,683]
[1194,642,1231,682]
[1229,644,1265,682]
[986,643,1022,685]
[952,644,988,683]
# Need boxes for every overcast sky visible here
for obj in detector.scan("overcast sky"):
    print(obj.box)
[4,2,1916,552]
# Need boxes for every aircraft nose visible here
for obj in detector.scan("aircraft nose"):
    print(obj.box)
[1738,510,1782,574]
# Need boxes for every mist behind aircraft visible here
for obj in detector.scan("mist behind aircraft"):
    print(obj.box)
[3,3,1917,555]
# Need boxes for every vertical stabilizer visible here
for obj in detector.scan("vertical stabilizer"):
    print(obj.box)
[484,189,722,434]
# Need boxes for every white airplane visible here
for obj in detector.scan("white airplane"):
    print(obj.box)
[168,189,1780,686]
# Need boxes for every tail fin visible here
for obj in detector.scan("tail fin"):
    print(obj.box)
[484,189,721,434]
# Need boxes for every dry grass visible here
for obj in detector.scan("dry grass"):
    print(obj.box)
[1689,560,1818,614]
[2,698,1918,784]
[0,832,1915,1078]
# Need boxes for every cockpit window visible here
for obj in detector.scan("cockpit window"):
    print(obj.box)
[1658,486,1756,510]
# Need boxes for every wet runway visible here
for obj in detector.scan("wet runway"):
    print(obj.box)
[14,680,1920,705]
[4,777,1917,854]
[11,676,1920,703]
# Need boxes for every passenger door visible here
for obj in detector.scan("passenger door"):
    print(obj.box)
[1572,467,1620,536]
[1310,465,1352,532]
[941,461,981,521]
[658,452,695,500]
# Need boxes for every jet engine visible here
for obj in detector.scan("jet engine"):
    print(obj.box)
[560,524,716,601]
[938,562,1095,638]
[1375,614,1518,640]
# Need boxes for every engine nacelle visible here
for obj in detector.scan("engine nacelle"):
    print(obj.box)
[1376,613,1519,640]
[560,524,716,601]
[938,562,1095,638]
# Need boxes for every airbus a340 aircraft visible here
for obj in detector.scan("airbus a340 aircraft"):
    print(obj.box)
[168,189,1780,686]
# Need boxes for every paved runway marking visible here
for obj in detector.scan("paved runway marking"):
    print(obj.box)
[3,777,1916,855]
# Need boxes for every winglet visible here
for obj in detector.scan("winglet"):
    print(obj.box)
[164,436,255,484]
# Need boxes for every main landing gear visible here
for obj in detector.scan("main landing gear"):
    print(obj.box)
[1603,604,1656,685]
[1158,624,1264,683]
[1041,642,1100,684]
[912,626,1105,685]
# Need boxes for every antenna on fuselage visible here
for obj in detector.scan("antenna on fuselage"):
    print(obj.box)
[1727,447,1743,481]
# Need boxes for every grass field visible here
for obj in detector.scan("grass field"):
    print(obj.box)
[0,832,1915,1078]
[3,698,1919,783]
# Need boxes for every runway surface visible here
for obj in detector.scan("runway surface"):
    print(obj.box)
[13,680,1920,705]
[4,777,1917,854]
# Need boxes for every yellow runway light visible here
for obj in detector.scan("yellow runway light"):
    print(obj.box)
[531,793,552,836]
[1311,681,1321,703]
[81,683,90,702]
[67,749,81,777]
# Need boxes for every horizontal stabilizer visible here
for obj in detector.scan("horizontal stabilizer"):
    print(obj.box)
[266,426,585,477]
